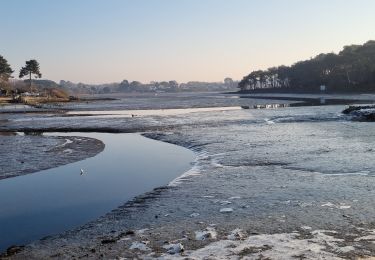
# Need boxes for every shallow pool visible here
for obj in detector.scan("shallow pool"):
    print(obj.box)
[0,133,195,251]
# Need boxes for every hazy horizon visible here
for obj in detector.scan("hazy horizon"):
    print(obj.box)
[2,0,375,84]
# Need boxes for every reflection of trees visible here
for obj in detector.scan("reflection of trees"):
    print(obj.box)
[24,131,44,136]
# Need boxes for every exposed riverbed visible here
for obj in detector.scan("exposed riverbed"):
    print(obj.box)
[0,133,194,252]
[2,92,375,259]
[0,133,104,180]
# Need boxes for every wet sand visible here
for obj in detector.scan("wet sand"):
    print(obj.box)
[0,134,104,180]
[3,93,375,259]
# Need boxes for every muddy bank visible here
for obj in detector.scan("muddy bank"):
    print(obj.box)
[8,112,375,259]
[342,105,375,121]
[0,133,104,180]
[3,94,375,258]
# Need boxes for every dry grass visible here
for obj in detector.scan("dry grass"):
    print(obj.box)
[0,97,12,104]
[22,96,70,105]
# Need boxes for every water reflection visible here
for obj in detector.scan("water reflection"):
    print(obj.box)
[0,133,195,251]
[240,95,374,107]
[66,106,242,118]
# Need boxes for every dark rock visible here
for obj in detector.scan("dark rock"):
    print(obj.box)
[342,105,375,114]
[342,105,375,121]
[5,245,25,256]
[101,239,116,244]
[125,230,135,236]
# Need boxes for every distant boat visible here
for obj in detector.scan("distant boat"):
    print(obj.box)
[80,169,85,175]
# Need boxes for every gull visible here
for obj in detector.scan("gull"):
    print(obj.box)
[80,168,85,175]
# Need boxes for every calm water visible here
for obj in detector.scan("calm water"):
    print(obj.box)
[0,133,195,251]
[66,106,242,118]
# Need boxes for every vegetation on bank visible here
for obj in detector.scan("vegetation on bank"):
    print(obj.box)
[19,59,42,91]
[239,40,375,93]
[60,77,237,95]
[0,55,13,84]
[0,57,70,104]
[1,54,237,98]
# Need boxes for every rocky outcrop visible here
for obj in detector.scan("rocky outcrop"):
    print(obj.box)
[342,105,375,121]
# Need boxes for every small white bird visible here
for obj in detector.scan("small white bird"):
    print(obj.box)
[80,168,85,175]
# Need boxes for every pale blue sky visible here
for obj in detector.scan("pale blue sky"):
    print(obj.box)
[2,0,375,83]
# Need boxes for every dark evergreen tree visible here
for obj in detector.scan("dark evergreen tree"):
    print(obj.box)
[0,55,14,84]
[239,40,375,93]
[19,59,42,92]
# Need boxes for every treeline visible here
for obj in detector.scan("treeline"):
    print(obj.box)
[0,56,66,97]
[239,40,375,93]
[61,78,237,95]
[60,80,182,95]
[2,53,238,96]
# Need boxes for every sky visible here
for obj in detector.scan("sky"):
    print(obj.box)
[1,0,375,84]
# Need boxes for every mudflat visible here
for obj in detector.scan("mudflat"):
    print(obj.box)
[2,92,375,259]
